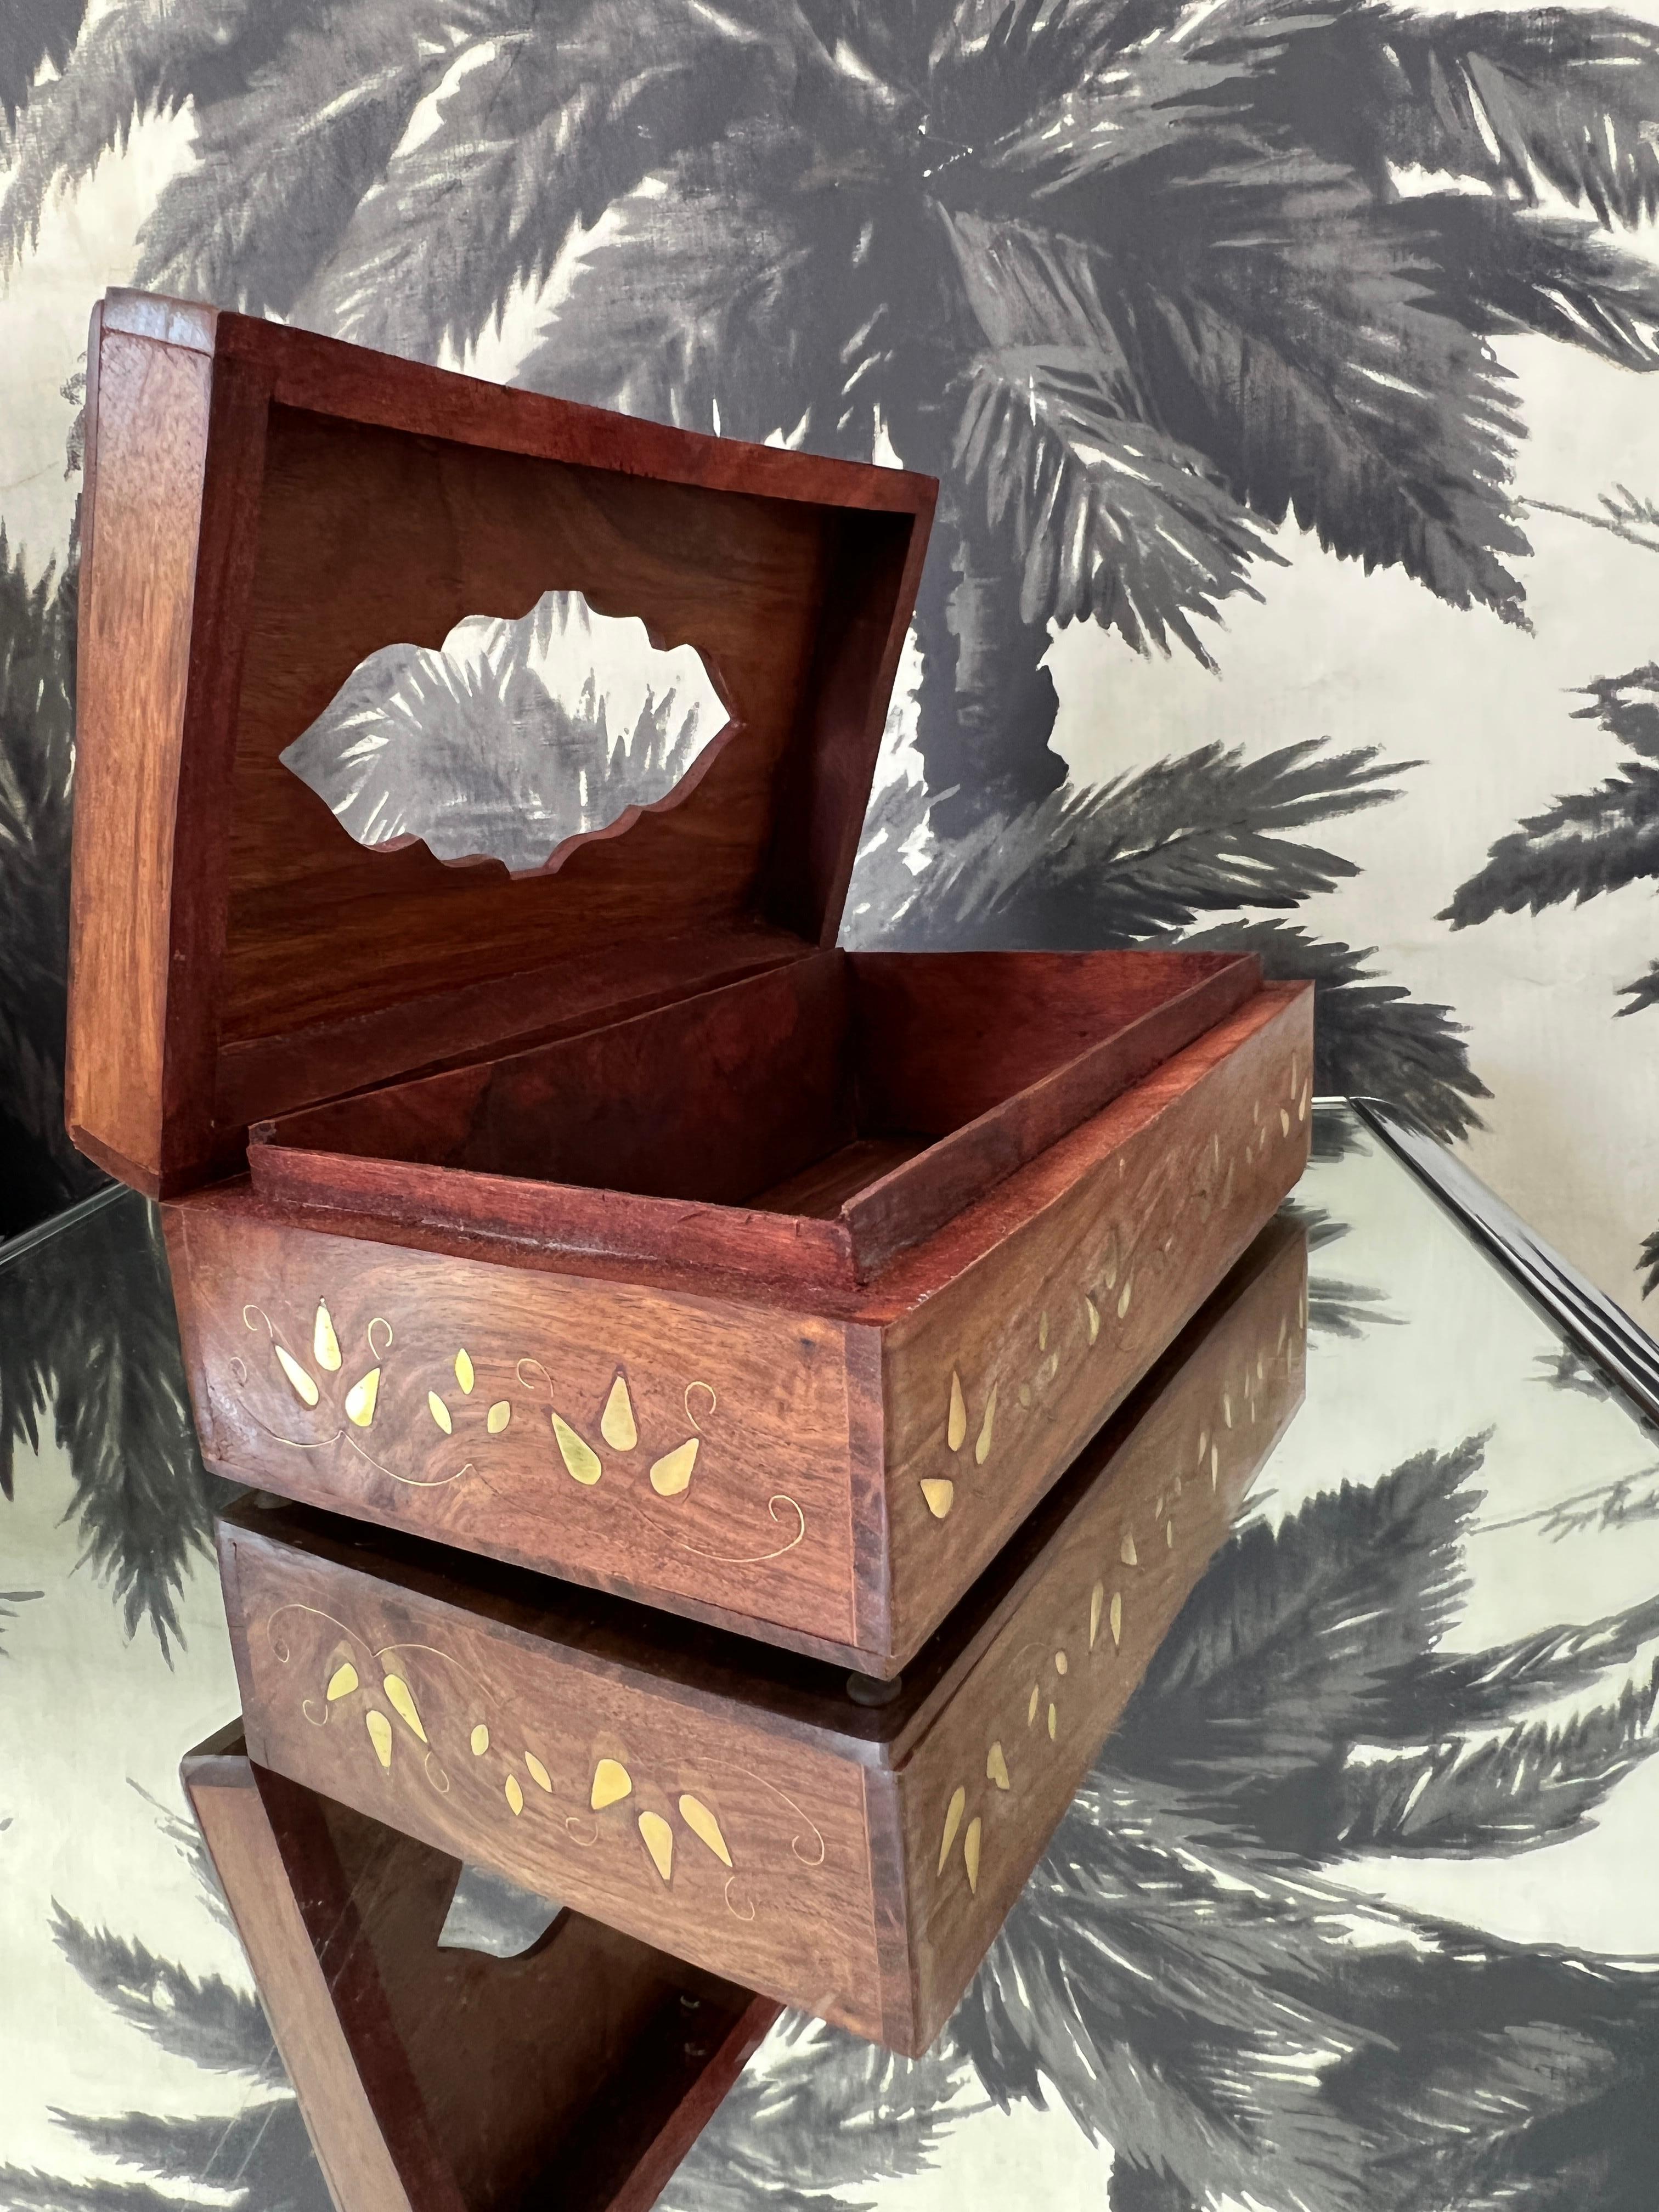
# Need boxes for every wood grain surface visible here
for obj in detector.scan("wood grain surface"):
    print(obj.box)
[67,290,934,1195]
[218,1214,1305,2052]
[171,985,1311,1673]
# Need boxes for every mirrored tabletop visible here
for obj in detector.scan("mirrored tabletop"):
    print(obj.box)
[4,1104,1657,2210]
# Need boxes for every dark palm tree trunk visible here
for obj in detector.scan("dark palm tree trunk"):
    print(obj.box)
[914,491,1069,833]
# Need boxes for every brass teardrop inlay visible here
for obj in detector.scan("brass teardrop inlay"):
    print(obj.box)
[679,1793,732,1866]
[344,1367,380,1427]
[486,1400,511,1434]
[937,1785,966,1874]
[275,1346,319,1407]
[1090,1582,1104,1649]
[382,1674,426,1742]
[1110,1592,1123,1647]
[325,1661,359,1702]
[601,1373,638,1451]
[947,1370,967,1453]
[921,1477,955,1519]
[964,1817,982,1894]
[505,1774,524,1815]
[591,1758,632,1810]
[650,1437,698,1496]
[986,1741,1009,1790]
[313,1302,341,1372]
[524,1752,552,1792]
[365,1710,393,1769]
[1085,1296,1100,1345]
[552,1412,602,1485]
[974,1386,997,1466]
[454,1349,475,1394]
[639,1810,674,1881]
[427,1391,452,1435]
[1120,1530,1138,1567]
[470,1724,489,1757]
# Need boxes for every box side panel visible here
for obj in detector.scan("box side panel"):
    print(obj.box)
[883,985,1312,1666]
[222,1524,888,2040]
[66,324,212,1192]
[172,1206,863,1653]
[898,1229,1308,2051]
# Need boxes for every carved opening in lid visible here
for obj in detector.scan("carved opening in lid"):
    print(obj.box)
[279,588,732,877]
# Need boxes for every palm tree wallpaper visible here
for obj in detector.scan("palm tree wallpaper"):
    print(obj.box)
[1,0,1658,1286]
[6,1115,1659,2208]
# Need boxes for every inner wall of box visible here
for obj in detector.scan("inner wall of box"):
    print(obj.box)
[212,403,918,1068]
[258,949,1240,1225]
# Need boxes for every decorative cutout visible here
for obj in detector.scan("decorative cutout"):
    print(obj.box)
[280,588,731,877]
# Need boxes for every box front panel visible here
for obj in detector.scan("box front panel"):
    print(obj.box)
[899,1226,1308,2047]
[168,1209,862,1652]
[883,986,1312,1665]
[221,1526,888,2039]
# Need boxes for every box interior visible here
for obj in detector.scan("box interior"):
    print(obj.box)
[251,946,1259,1285]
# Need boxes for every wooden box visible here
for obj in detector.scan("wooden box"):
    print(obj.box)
[68,287,1314,1677]
[218,1220,1306,2057]
[185,1722,777,2212]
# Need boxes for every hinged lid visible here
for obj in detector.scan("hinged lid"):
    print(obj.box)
[66,290,935,1199]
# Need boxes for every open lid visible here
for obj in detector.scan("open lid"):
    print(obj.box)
[66,290,935,1199]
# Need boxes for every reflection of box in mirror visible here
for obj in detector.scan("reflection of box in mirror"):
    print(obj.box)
[184,1724,778,2211]
[67,291,1311,1679]
[218,1218,1306,2057]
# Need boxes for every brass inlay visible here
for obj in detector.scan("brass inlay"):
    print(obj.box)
[428,1391,453,1435]
[471,1724,489,1757]
[591,1758,633,1810]
[679,1793,732,1866]
[1027,1684,1040,1726]
[505,1774,524,1815]
[382,1674,427,1742]
[1223,1392,1233,1427]
[1110,1593,1122,1647]
[938,1785,966,1873]
[1039,1352,1058,1385]
[1120,1530,1138,1567]
[650,1437,698,1496]
[455,1349,475,1394]
[1047,1702,1057,1740]
[365,1710,393,1769]
[1166,1520,1175,1548]
[1280,1108,1291,1136]
[1085,1296,1101,1345]
[964,1816,982,1894]
[601,1373,638,1451]
[974,1387,997,1466]
[313,1302,342,1373]
[1054,1651,1068,1675]
[1211,1443,1220,1488]
[486,1400,512,1435]
[1089,1582,1104,1649]
[344,1367,380,1427]
[525,1752,552,1792]
[1038,1312,1049,1351]
[639,1810,674,1881]
[1116,1278,1133,1319]
[325,1661,358,1702]
[947,1370,967,1453]
[552,1412,602,1485]
[921,1477,955,1519]
[987,1741,1009,1790]
[1018,1384,1032,1408]
[275,1345,319,1408]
